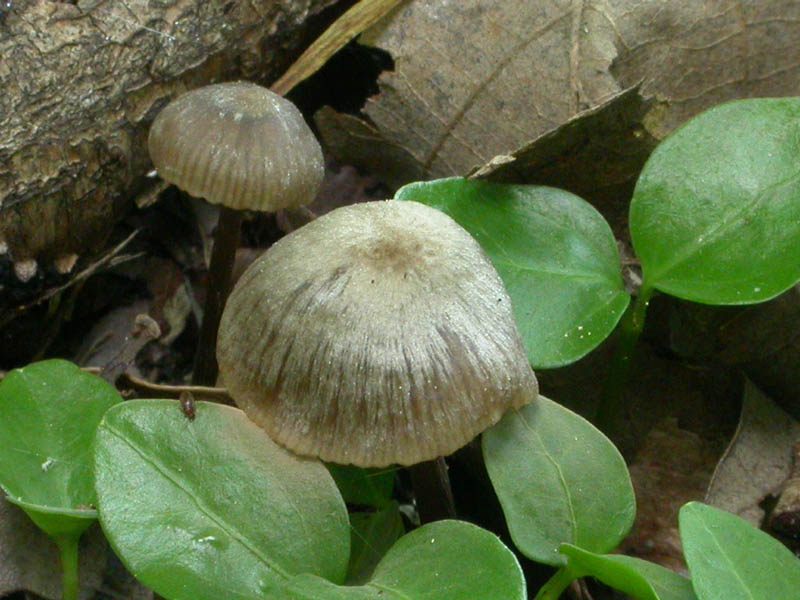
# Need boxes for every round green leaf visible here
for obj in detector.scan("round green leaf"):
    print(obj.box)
[283,520,526,599]
[0,359,122,535]
[631,98,800,304]
[395,178,629,368]
[6,496,97,539]
[560,544,697,600]
[346,503,404,585]
[483,396,635,566]
[679,502,800,600]
[94,400,350,600]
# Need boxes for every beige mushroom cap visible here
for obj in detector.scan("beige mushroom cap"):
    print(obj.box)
[217,200,537,467]
[148,82,323,211]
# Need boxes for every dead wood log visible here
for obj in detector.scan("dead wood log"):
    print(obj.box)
[0,0,340,272]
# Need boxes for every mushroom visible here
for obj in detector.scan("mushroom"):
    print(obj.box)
[148,81,324,384]
[217,199,537,467]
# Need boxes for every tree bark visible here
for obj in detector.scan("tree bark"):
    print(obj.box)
[0,0,339,267]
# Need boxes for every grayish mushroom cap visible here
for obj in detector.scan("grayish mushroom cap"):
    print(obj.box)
[217,200,537,466]
[148,82,323,211]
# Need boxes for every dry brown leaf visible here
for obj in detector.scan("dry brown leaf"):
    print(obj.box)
[620,418,721,572]
[321,0,800,189]
[315,107,424,189]
[706,380,800,527]
[471,86,657,234]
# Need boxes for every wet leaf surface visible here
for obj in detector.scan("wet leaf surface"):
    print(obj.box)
[631,98,800,304]
[0,359,122,537]
[283,520,526,600]
[94,400,350,600]
[483,396,635,566]
[396,178,629,367]
[680,502,800,599]
[560,544,697,600]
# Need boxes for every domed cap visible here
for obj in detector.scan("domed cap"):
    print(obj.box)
[148,82,323,211]
[217,200,537,467]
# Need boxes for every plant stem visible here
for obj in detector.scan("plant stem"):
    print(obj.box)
[595,284,654,436]
[534,567,578,600]
[54,535,80,600]
[409,458,456,523]
[192,206,243,386]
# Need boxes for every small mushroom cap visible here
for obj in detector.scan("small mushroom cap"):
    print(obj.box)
[148,82,323,211]
[217,200,537,467]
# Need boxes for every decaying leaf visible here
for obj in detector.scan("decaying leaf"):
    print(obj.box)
[706,380,800,528]
[770,441,800,544]
[320,0,800,215]
[315,107,424,189]
[472,86,657,234]
[621,418,721,572]
[76,299,162,387]
[358,1,618,177]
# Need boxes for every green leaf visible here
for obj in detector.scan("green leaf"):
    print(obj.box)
[94,400,350,600]
[679,502,800,600]
[326,464,396,509]
[0,359,121,537]
[630,98,800,304]
[346,503,405,584]
[395,177,629,367]
[560,544,697,600]
[282,520,526,599]
[6,496,97,538]
[483,396,635,566]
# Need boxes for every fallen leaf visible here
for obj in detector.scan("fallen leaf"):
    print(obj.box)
[315,107,424,190]
[706,380,800,527]
[473,87,657,235]
[360,1,616,177]
[621,418,721,573]
[75,300,162,386]
[320,0,800,215]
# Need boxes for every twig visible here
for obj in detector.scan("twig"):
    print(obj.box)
[117,372,233,404]
[20,230,142,312]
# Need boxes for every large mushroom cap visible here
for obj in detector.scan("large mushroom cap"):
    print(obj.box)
[217,200,537,467]
[148,82,323,211]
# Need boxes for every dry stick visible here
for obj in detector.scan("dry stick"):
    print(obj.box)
[270,0,409,96]
[192,206,242,385]
[118,372,231,403]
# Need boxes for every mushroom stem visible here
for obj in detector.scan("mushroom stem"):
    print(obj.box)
[192,206,243,386]
[409,457,456,523]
